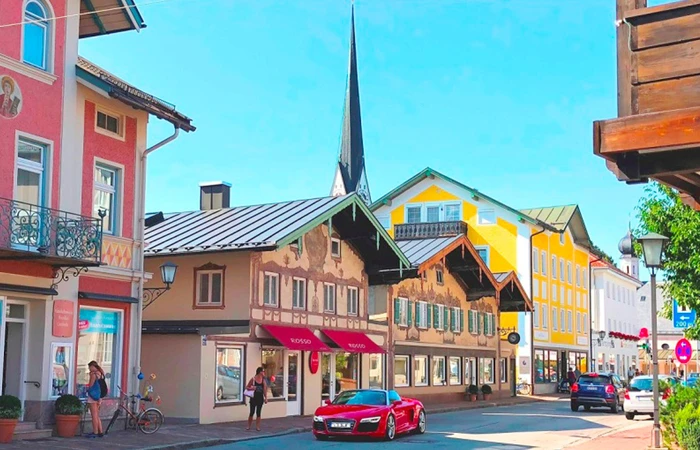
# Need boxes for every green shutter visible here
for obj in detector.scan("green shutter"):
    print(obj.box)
[443,307,449,331]
[450,308,455,332]
[394,298,400,324]
[415,302,421,327]
[407,301,413,326]
[427,304,432,328]
[460,309,464,333]
[433,305,440,329]
[468,310,474,333]
[491,314,496,335]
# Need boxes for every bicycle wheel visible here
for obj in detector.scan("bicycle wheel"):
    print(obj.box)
[138,408,164,434]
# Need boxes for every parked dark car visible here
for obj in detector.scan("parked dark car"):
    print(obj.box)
[571,372,626,413]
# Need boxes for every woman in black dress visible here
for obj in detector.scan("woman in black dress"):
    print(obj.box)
[246,367,268,431]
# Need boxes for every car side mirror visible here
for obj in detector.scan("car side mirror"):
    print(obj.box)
[324,399,332,405]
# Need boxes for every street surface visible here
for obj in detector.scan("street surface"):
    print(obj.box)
[204,399,649,450]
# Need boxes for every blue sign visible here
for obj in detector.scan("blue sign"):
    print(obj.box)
[78,309,119,334]
[673,300,697,329]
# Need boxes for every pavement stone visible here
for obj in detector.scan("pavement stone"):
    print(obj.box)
[2,395,554,449]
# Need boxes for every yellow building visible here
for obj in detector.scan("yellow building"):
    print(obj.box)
[371,168,593,394]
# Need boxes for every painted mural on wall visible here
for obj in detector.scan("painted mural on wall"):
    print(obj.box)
[0,75,22,119]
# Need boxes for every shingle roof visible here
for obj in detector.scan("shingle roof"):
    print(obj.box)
[396,236,461,267]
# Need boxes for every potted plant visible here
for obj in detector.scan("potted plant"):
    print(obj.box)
[55,394,83,438]
[467,384,479,402]
[0,395,21,443]
[481,384,493,401]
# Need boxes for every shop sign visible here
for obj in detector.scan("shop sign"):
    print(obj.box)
[79,309,119,334]
[52,300,74,338]
[309,351,319,374]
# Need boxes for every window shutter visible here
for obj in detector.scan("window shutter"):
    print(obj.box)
[427,304,432,328]
[468,310,474,333]
[394,298,401,324]
[443,307,449,331]
[433,305,440,329]
[415,302,421,327]
[460,309,464,333]
[407,301,413,326]
[492,314,496,336]
[450,308,455,332]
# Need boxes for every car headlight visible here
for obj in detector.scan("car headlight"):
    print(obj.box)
[313,416,324,422]
[360,416,381,423]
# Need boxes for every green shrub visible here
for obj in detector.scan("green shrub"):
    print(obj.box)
[481,384,493,395]
[661,385,700,447]
[0,395,21,419]
[675,403,700,450]
[467,384,479,395]
[55,395,83,416]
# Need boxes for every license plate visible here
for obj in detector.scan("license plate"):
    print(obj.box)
[639,396,652,401]
[587,386,598,391]
[330,422,352,429]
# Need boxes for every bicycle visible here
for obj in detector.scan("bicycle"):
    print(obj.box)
[105,385,164,435]
[517,378,532,395]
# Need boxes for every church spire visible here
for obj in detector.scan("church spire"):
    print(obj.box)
[330,3,371,205]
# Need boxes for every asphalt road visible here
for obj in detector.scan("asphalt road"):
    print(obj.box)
[203,399,649,450]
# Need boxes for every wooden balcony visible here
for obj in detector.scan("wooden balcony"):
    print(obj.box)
[393,221,467,240]
[594,0,700,208]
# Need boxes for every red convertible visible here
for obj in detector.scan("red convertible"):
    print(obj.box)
[313,389,426,441]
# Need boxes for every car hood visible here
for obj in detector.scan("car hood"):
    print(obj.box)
[315,404,388,419]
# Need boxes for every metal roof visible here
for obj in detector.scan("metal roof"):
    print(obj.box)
[520,204,592,249]
[396,236,461,267]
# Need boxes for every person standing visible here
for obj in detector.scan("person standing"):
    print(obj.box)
[246,367,268,431]
[85,361,105,438]
[628,365,636,382]
[567,368,577,386]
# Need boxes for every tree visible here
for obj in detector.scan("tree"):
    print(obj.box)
[636,183,700,340]
[591,242,615,264]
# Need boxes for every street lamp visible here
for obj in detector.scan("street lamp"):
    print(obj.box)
[638,232,669,450]
[143,262,179,310]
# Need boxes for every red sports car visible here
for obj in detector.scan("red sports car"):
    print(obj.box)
[313,389,426,441]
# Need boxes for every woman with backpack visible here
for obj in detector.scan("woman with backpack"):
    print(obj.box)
[86,361,107,438]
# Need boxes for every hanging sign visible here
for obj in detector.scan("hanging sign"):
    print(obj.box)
[52,300,74,338]
[309,351,320,374]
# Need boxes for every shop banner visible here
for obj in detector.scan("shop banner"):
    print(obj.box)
[79,309,119,334]
[52,300,74,338]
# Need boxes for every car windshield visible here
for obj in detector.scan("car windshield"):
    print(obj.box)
[578,375,611,386]
[332,390,387,406]
[630,378,653,391]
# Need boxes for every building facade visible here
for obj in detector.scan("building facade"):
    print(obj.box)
[590,231,643,377]
[141,188,407,423]
[0,0,193,433]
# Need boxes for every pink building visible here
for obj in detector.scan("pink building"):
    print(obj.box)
[0,0,194,436]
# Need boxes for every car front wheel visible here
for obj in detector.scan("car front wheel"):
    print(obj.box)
[385,415,396,441]
[415,409,426,434]
[625,412,635,420]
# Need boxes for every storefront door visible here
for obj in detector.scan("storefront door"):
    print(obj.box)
[286,351,300,416]
[1,300,28,418]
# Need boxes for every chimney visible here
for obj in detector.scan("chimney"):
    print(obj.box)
[199,181,231,210]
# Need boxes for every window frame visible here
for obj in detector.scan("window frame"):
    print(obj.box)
[405,205,422,224]
[432,356,447,386]
[347,286,359,316]
[417,301,428,329]
[533,247,539,273]
[435,304,445,329]
[397,297,408,327]
[567,262,572,284]
[436,267,444,285]
[479,357,495,385]
[22,0,52,72]
[15,136,49,211]
[330,237,341,258]
[194,264,226,309]
[477,209,496,225]
[292,277,306,310]
[552,307,558,331]
[567,310,573,333]
[541,251,547,276]
[551,255,557,278]
[533,302,540,328]
[394,355,410,388]
[444,203,461,221]
[324,283,337,313]
[414,355,429,387]
[214,346,245,405]
[500,358,508,383]
[474,246,490,266]
[449,356,462,386]
[452,307,462,333]
[263,272,280,308]
[93,161,121,235]
[541,280,547,300]
[95,106,125,140]
[542,304,548,330]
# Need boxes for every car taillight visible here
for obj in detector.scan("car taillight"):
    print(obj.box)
[624,389,630,400]
[662,389,671,400]
[605,384,615,394]
[571,383,579,393]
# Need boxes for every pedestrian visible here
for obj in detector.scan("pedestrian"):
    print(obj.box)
[85,361,105,438]
[567,367,576,385]
[245,367,268,431]
[574,367,581,379]
[635,369,640,377]
[627,365,636,382]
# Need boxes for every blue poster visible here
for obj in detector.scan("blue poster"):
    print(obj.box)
[78,309,119,334]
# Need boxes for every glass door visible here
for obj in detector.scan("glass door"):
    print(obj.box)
[2,301,28,419]
[286,351,300,416]
[321,353,334,405]
[13,140,46,249]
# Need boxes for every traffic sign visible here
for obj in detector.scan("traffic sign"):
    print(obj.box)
[673,300,696,329]
[675,338,693,364]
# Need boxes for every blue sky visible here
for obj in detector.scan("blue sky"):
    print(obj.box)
[79,0,667,261]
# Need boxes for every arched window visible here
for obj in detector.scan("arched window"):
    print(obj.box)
[23,0,50,70]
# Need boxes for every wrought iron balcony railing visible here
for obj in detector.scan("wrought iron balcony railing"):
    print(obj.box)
[0,197,103,265]
[394,221,468,240]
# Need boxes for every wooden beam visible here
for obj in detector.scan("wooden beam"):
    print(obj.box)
[634,76,700,114]
[632,39,700,85]
[626,0,700,21]
[616,147,700,178]
[595,106,700,155]
[618,0,647,116]
[631,3,700,50]
[656,174,700,197]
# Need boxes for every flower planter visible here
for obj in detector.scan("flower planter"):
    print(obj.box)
[470,394,477,402]
[0,418,18,443]
[483,394,491,401]
[55,414,80,438]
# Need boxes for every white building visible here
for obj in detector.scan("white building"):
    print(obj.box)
[590,230,643,378]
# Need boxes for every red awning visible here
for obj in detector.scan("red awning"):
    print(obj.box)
[322,329,386,354]
[260,324,331,352]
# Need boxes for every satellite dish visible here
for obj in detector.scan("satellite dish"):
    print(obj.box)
[507,332,521,345]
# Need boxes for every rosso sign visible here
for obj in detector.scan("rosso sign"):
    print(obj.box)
[347,343,366,350]
[290,338,312,345]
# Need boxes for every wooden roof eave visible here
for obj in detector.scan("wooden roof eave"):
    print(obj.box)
[497,272,533,312]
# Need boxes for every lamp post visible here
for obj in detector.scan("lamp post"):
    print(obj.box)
[142,262,178,310]
[638,232,669,450]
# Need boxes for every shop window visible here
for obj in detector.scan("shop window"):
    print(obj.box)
[292,277,306,310]
[449,357,462,385]
[76,307,122,398]
[436,268,444,285]
[534,350,559,384]
[465,358,475,385]
[50,343,72,399]
[347,286,358,316]
[263,272,279,307]
[262,349,285,399]
[196,264,225,307]
[215,347,243,404]
[479,358,495,385]
[432,356,446,386]
[414,355,428,387]
[394,355,409,387]
[336,352,359,391]
[93,163,120,235]
[324,283,336,313]
[331,237,341,258]
[500,358,508,383]
[23,1,51,70]
[369,354,384,389]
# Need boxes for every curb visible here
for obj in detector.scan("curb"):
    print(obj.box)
[141,397,546,450]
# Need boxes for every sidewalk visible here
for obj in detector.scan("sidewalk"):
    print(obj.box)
[565,420,653,450]
[3,394,554,450]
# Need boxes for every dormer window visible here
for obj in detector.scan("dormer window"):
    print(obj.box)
[331,237,341,258]
[23,1,51,71]
[436,268,444,285]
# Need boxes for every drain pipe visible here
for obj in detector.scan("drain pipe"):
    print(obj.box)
[528,225,547,395]
[133,126,180,391]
